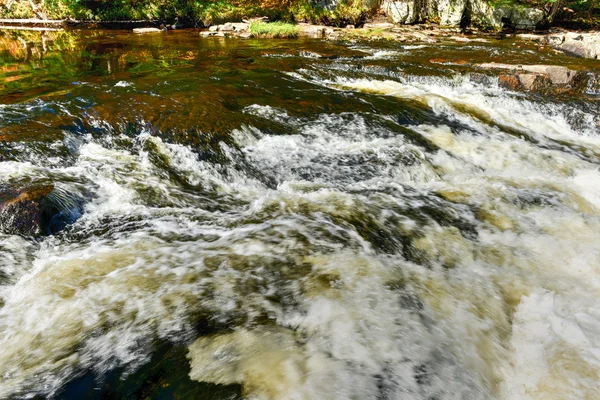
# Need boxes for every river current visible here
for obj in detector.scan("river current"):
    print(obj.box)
[1,29,599,399]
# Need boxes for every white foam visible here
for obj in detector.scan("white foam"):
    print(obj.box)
[1,70,600,400]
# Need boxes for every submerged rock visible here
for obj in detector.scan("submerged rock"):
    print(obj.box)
[0,184,82,238]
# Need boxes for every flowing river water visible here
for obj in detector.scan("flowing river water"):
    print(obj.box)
[1,29,599,399]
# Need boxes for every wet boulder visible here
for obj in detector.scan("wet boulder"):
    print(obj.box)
[0,184,82,238]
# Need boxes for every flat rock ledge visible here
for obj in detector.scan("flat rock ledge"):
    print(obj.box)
[518,32,600,59]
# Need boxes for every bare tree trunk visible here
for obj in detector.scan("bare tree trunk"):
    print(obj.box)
[547,0,566,25]
[588,0,597,20]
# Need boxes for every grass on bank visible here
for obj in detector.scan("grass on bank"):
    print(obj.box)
[249,21,299,38]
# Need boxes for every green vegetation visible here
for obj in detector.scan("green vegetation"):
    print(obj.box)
[249,21,300,38]
[0,0,596,28]
[0,0,381,26]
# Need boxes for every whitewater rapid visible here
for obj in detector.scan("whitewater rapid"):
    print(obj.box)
[1,58,600,399]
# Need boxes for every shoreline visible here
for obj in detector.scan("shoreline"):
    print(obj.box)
[1,18,598,62]
[1,17,599,33]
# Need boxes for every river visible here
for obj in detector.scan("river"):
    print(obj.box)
[0,28,599,399]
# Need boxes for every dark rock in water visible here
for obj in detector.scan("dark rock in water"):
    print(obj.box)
[0,184,53,237]
[0,184,82,238]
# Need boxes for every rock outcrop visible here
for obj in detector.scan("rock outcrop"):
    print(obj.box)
[518,32,600,59]
[381,0,419,24]
[381,0,546,30]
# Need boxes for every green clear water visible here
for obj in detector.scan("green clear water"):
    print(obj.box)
[0,29,599,400]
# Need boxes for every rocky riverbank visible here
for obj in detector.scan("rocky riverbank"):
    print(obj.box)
[518,31,600,59]
[194,20,600,98]
[198,19,600,60]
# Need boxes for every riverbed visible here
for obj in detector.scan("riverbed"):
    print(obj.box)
[1,29,599,399]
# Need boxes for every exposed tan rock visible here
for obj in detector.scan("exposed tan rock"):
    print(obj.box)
[517,32,600,59]
[220,22,234,32]
[451,36,471,42]
[132,27,163,34]
[363,22,396,29]
[201,22,249,38]
[516,33,546,42]
[498,74,520,90]
[479,62,520,71]
[231,23,250,32]
[516,73,538,90]
[520,65,575,85]
[478,62,589,93]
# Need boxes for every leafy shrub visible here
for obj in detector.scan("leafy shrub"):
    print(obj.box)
[249,20,300,36]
